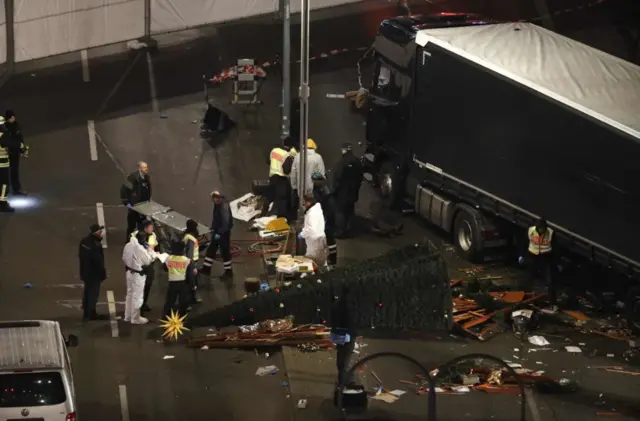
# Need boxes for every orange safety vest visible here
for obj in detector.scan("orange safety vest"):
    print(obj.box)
[528,226,553,255]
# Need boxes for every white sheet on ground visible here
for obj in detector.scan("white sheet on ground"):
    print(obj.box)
[230,193,262,222]
[416,22,640,139]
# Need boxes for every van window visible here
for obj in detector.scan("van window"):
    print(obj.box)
[0,372,66,407]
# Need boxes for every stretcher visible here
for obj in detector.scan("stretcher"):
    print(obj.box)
[132,201,211,252]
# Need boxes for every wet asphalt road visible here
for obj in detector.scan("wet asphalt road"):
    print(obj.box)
[0,1,637,420]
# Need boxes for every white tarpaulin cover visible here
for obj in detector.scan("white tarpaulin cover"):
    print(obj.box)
[0,0,6,63]
[14,0,145,62]
[416,22,640,139]
[150,0,362,34]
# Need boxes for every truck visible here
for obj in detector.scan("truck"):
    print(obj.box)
[361,13,640,329]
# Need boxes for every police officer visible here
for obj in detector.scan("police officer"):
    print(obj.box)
[521,217,557,309]
[131,220,158,313]
[4,110,28,195]
[264,140,296,218]
[332,143,363,238]
[163,241,191,318]
[201,191,234,278]
[120,161,152,242]
[183,219,201,304]
[0,117,14,213]
[312,172,338,267]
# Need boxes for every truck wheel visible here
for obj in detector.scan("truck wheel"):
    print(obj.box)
[378,161,400,208]
[452,205,484,263]
[625,286,640,334]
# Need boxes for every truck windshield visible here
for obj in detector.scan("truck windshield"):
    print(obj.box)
[0,372,66,407]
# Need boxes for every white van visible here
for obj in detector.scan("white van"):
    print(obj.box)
[0,320,79,420]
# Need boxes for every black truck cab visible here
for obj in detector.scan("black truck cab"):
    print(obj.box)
[364,13,492,199]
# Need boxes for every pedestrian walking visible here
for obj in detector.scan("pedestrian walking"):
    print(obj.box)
[78,224,107,321]
[122,231,159,324]
[332,143,363,238]
[120,161,152,242]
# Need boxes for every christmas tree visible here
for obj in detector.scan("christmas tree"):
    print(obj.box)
[196,243,452,331]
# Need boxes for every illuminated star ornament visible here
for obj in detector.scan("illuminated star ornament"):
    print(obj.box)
[161,310,190,341]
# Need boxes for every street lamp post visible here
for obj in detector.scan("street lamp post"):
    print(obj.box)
[297,0,310,220]
[280,0,291,140]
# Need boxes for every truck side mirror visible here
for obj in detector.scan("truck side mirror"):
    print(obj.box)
[66,334,79,348]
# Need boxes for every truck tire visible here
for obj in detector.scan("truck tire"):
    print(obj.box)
[377,161,401,208]
[452,205,484,263]
[625,286,640,334]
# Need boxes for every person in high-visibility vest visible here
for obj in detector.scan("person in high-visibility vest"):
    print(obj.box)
[162,241,191,318]
[0,117,15,213]
[183,219,201,304]
[131,220,158,314]
[522,217,556,307]
[263,140,296,218]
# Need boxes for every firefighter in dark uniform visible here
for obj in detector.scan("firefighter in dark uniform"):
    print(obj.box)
[0,117,15,213]
[131,220,158,314]
[183,219,201,304]
[201,191,234,278]
[78,224,107,321]
[162,241,191,318]
[120,161,152,242]
[312,172,338,266]
[4,110,28,195]
[332,143,363,238]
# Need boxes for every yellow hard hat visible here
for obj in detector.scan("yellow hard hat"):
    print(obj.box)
[307,138,317,149]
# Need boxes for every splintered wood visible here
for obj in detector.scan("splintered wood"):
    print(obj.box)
[187,323,332,349]
[451,280,546,341]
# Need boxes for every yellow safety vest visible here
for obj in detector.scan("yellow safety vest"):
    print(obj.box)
[131,230,158,248]
[183,233,199,261]
[166,255,190,281]
[0,136,9,169]
[269,147,289,177]
[528,227,553,255]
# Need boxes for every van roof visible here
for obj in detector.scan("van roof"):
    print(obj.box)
[415,22,640,139]
[0,320,65,371]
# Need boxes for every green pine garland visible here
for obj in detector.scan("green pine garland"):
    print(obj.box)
[196,243,453,331]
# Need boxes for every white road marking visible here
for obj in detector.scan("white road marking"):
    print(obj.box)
[525,389,543,421]
[107,291,119,338]
[146,51,159,113]
[80,49,90,82]
[96,202,107,248]
[119,384,130,421]
[326,93,345,99]
[87,120,98,161]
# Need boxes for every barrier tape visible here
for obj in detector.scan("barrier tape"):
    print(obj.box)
[207,0,614,85]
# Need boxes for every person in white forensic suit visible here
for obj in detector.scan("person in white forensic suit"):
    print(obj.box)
[298,194,327,267]
[122,231,159,324]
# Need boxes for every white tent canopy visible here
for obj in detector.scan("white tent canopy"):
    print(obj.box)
[416,22,640,140]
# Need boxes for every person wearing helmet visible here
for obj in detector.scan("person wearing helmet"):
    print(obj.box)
[290,138,326,211]
[332,142,363,238]
[312,172,338,266]
[0,116,14,213]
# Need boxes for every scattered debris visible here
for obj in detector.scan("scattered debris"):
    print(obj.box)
[565,346,582,353]
[162,355,175,360]
[187,321,332,349]
[528,335,550,346]
[297,399,307,409]
[255,365,279,376]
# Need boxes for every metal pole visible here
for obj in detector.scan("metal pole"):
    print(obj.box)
[297,0,310,222]
[280,0,291,139]
[144,0,151,39]
[0,0,16,86]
